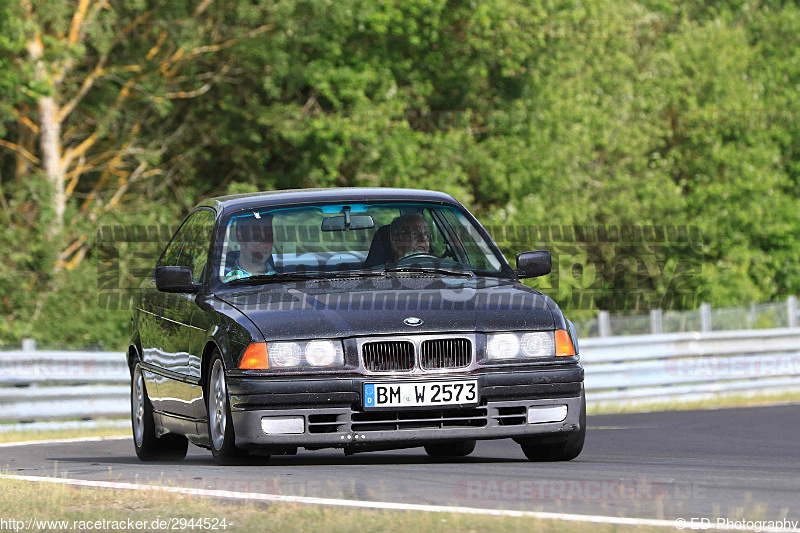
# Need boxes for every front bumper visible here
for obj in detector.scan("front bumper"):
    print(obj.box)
[228,366,584,450]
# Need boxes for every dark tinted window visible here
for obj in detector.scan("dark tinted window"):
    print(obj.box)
[179,210,215,282]
[159,213,197,268]
[159,210,215,282]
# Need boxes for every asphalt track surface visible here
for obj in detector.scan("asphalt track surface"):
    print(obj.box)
[3,405,799,523]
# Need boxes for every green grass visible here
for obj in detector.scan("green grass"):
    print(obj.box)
[0,422,129,444]
[587,390,800,415]
[0,476,665,533]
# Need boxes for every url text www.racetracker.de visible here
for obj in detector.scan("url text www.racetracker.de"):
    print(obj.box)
[0,517,229,531]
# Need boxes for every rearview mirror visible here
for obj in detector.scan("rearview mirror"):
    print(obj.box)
[321,214,375,231]
[515,250,551,278]
[155,266,200,293]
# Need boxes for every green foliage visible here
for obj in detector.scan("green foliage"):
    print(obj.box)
[1,0,800,347]
[0,0,28,134]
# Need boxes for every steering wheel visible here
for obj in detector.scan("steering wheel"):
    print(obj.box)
[396,252,439,263]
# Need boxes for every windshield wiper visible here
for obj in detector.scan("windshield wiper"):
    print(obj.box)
[328,269,387,278]
[227,272,326,285]
[227,270,386,285]
[382,266,475,278]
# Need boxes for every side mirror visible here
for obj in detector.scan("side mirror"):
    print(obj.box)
[515,250,551,278]
[155,266,200,293]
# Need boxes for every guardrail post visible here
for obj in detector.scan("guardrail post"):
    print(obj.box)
[700,303,712,332]
[789,296,798,328]
[597,311,611,337]
[650,309,663,334]
[21,338,36,352]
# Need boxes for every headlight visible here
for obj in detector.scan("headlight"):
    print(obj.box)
[270,342,302,367]
[520,332,554,357]
[487,333,520,359]
[305,340,339,366]
[486,331,557,360]
[266,339,344,368]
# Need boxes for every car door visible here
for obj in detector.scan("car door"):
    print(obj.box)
[175,208,217,421]
[137,211,197,412]
[155,208,215,419]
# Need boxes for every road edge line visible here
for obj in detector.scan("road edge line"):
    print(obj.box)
[3,473,799,532]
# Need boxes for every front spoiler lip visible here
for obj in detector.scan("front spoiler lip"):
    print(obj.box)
[231,395,584,449]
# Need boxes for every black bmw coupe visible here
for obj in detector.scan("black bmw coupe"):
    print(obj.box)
[129,188,584,464]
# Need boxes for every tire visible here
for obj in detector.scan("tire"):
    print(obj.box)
[207,352,253,465]
[519,394,586,462]
[131,363,188,461]
[424,439,476,458]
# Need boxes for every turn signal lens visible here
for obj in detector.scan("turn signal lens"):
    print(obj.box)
[554,330,576,357]
[239,342,269,369]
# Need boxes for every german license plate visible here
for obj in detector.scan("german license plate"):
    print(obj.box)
[363,380,478,409]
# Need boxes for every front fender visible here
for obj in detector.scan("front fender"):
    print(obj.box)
[197,295,264,378]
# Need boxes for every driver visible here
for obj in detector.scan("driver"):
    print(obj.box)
[389,213,432,262]
[225,213,277,281]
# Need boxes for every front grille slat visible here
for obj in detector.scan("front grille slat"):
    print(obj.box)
[420,338,471,369]
[493,406,527,426]
[351,407,487,432]
[360,336,472,373]
[307,413,346,433]
[363,340,414,372]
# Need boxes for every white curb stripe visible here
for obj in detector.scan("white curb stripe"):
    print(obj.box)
[2,474,798,532]
[0,436,128,448]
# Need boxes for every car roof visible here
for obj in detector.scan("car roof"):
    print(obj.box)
[196,188,463,215]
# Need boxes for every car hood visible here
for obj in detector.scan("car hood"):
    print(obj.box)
[215,276,556,340]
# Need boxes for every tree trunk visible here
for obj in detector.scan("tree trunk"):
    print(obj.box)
[28,30,65,237]
[38,95,65,234]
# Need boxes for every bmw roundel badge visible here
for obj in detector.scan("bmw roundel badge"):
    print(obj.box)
[404,317,423,326]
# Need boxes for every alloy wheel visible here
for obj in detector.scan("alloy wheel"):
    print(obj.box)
[209,359,227,450]
[132,365,145,448]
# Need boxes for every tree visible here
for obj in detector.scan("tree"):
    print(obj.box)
[1,0,272,268]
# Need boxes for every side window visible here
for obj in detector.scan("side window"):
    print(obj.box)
[159,212,200,268]
[177,209,215,283]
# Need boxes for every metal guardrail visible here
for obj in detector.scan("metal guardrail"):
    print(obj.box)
[0,351,129,424]
[1,327,799,425]
[581,328,800,402]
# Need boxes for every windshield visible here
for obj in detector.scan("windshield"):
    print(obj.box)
[216,202,505,283]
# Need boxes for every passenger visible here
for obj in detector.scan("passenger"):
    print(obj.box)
[225,214,276,281]
[389,213,432,262]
